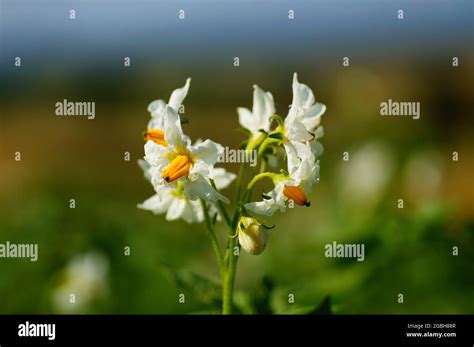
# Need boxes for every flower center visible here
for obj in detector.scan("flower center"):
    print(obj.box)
[161,155,192,183]
[283,185,310,207]
[143,129,168,147]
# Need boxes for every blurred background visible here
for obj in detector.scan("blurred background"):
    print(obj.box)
[0,0,473,314]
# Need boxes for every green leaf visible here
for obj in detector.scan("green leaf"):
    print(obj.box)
[250,276,276,314]
[233,291,256,314]
[160,264,222,308]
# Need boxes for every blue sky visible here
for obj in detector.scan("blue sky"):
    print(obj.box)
[1,0,472,65]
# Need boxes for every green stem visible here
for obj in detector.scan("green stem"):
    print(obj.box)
[200,199,225,276]
[222,209,242,314]
[220,135,277,314]
[242,172,275,203]
[208,179,242,314]
[235,162,246,202]
[223,232,239,314]
[257,137,279,158]
[217,170,247,314]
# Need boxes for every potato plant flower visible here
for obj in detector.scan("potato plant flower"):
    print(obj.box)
[139,75,325,314]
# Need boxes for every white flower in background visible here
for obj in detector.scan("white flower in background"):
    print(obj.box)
[237,217,269,255]
[238,85,275,147]
[339,142,394,206]
[52,252,108,313]
[245,142,320,216]
[138,160,236,223]
[144,106,230,203]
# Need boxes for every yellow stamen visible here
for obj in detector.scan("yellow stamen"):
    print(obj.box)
[161,155,192,183]
[283,185,310,207]
[143,129,168,147]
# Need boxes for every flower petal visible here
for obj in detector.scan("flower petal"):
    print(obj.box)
[284,142,301,175]
[252,85,275,131]
[292,143,317,183]
[166,197,187,221]
[292,73,315,110]
[164,105,191,150]
[245,184,286,216]
[238,107,258,132]
[184,176,230,203]
[189,139,223,165]
[138,193,173,214]
[310,139,324,158]
[147,99,167,118]
[168,78,191,111]
[299,102,326,131]
[144,140,169,167]
[188,160,211,181]
[190,199,205,222]
[212,168,237,190]
[238,85,275,133]
[245,199,280,217]
[138,159,152,181]
[314,125,324,140]
[285,117,313,142]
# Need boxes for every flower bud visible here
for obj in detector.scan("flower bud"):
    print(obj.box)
[238,217,269,255]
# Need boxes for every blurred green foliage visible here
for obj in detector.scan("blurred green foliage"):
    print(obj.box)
[0,61,473,314]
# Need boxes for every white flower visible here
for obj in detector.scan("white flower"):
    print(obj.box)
[143,78,191,147]
[245,142,320,216]
[276,73,326,166]
[238,217,269,255]
[238,85,275,145]
[285,73,326,142]
[139,181,204,223]
[146,78,191,131]
[52,252,108,313]
[139,160,235,223]
[339,142,394,206]
[212,167,237,192]
[144,105,230,204]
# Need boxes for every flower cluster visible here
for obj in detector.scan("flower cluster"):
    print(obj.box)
[139,78,235,223]
[238,73,326,216]
[237,73,326,253]
[138,73,325,256]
